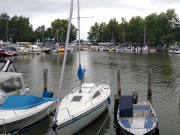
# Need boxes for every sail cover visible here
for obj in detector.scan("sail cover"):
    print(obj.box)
[77,64,86,80]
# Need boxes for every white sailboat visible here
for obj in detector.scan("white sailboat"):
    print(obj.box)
[51,0,111,134]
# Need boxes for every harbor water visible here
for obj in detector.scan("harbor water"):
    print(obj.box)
[4,51,180,135]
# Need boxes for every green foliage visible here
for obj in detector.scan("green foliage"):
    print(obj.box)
[8,15,33,42]
[0,13,10,42]
[51,19,76,43]
[87,8,180,46]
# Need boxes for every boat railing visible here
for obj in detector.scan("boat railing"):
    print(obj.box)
[89,83,98,94]
[59,107,70,117]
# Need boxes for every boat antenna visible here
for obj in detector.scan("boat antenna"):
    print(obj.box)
[55,0,74,121]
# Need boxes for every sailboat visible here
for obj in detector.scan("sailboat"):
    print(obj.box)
[51,0,111,135]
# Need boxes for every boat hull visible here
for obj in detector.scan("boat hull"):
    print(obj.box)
[0,101,56,134]
[55,98,109,135]
[119,124,158,135]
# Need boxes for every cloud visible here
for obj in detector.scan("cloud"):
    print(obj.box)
[1,0,180,39]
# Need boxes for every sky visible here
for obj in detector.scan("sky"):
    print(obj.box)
[1,0,180,40]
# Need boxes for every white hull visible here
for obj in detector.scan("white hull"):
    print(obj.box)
[0,100,56,134]
[55,99,109,135]
[53,83,111,135]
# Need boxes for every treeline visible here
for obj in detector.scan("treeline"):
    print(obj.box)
[88,9,180,46]
[0,13,76,43]
[1,9,180,46]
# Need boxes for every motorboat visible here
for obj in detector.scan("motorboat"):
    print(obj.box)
[16,47,29,55]
[42,46,51,54]
[0,91,57,134]
[51,0,111,134]
[172,47,180,54]
[0,46,14,56]
[6,47,18,56]
[52,83,111,135]
[117,92,158,135]
[0,59,16,72]
[0,72,29,105]
[26,45,42,54]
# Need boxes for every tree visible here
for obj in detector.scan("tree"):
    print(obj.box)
[0,13,10,42]
[87,22,100,44]
[51,19,76,43]
[128,16,144,44]
[144,13,158,45]
[8,15,33,43]
[104,18,119,43]
[35,25,45,42]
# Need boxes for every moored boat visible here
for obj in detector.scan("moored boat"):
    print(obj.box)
[51,0,111,134]
[117,92,158,135]
[0,92,57,134]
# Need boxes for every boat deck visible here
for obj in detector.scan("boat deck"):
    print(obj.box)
[119,103,156,134]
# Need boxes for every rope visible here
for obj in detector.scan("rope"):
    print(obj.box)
[28,74,45,89]
[96,100,114,135]
[72,115,80,135]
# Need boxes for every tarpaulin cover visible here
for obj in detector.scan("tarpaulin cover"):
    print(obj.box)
[119,95,133,117]
[77,64,86,80]
[0,95,57,110]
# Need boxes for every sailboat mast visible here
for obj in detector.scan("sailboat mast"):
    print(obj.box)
[144,27,146,45]
[77,0,81,65]
[55,0,74,120]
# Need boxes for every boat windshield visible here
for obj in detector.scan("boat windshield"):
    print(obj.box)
[0,77,23,93]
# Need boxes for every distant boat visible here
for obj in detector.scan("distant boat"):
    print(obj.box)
[58,46,71,53]
[172,47,180,54]
[16,47,29,55]
[0,46,14,56]
[26,45,42,54]
[42,46,51,54]
[6,47,18,56]
[117,92,158,135]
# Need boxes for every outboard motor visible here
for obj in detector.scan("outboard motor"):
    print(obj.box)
[132,91,138,104]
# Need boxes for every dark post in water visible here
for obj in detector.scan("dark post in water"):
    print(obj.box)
[148,69,152,95]
[114,70,121,135]
[117,70,121,94]
[44,69,48,91]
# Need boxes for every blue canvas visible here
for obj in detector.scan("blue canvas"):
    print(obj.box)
[0,95,57,110]
[77,64,86,80]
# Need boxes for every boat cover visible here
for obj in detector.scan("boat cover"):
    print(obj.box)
[119,95,133,117]
[77,64,86,80]
[0,95,57,110]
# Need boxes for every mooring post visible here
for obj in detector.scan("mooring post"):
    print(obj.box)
[117,70,121,94]
[44,69,48,91]
[148,69,152,96]
[114,70,121,135]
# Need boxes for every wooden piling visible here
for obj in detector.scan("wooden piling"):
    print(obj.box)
[117,70,121,94]
[148,69,152,95]
[43,69,48,91]
[114,70,121,135]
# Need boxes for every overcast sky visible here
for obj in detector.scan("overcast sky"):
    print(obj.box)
[1,0,180,40]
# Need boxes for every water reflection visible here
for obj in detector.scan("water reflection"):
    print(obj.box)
[1,51,180,135]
